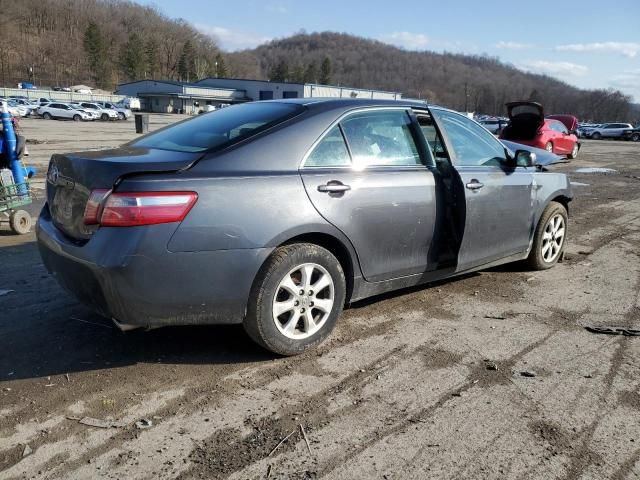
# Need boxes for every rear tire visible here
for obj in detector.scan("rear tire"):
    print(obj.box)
[591,132,601,140]
[9,210,32,235]
[526,202,568,270]
[101,113,109,121]
[545,142,553,153]
[568,143,579,159]
[73,114,81,122]
[244,243,346,356]
[43,112,51,120]
[632,133,640,142]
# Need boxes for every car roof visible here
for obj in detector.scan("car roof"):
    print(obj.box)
[265,97,430,110]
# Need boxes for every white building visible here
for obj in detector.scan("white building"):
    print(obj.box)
[116,78,403,114]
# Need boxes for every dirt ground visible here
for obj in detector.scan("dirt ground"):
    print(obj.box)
[1,116,640,480]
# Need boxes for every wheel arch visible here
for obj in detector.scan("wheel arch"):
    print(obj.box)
[280,232,357,303]
[253,230,360,304]
[550,194,571,216]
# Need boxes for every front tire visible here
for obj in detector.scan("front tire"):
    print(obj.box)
[118,112,125,120]
[73,114,81,121]
[632,133,640,142]
[591,132,601,140]
[43,112,51,120]
[101,113,109,121]
[526,202,568,270]
[244,243,346,356]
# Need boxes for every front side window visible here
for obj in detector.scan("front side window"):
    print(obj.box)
[433,109,506,167]
[305,126,351,167]
[131,102,303,153]
[340,110,421,168]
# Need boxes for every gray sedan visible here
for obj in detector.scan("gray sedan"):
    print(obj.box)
[37,99,572,355]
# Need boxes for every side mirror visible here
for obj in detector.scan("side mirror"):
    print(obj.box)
[514,149,537,167]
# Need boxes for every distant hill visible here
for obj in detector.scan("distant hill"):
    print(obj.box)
[0,2,634,122]
[227,32,635,122]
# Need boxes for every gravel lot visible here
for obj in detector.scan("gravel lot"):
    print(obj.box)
[1,116,640,479]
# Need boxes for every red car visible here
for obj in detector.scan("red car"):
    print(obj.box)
[500,102,580,159]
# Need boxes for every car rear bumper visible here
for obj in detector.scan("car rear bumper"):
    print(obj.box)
[36,204,272,327]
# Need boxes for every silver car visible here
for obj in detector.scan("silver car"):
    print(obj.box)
[582,122,633,139]
[37,99,572,355]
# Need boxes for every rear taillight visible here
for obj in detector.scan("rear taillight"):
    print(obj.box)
[84,191,198,227]
[83,189,110,225]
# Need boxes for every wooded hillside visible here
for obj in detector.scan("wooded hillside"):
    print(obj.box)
[227,32,634,121]
[0,0,635,121]
[0,0,224,90]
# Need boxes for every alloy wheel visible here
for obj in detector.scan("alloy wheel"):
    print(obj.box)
[541,214,565,263]
[272,263,334,340]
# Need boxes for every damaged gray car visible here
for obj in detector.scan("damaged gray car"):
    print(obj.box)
[37,99,572,355]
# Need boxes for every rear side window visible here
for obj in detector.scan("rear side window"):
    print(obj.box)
[131,102,303,153]
[305,126,351,167]
[341,110,421,168]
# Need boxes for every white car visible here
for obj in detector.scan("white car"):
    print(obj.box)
[8,98,39,115]
[38,102,92,121]
[97,101,132,120]
[69,104,100,121]
[6,100,29,117]
[75,102,119,121]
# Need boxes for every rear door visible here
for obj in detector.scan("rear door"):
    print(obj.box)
[49,103,65,118]
[300,108,439,282]
[550,121,571,153]
[431,108,535,272]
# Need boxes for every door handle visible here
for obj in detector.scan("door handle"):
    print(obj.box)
[465,179,484,190]
[318,182,351,193]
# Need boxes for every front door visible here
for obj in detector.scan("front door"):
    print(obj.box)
[300,108,439,282]
[431,108,535,272]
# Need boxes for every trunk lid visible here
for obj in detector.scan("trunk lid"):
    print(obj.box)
[46,146,199,240]
[546,114,578,133]
[501,101,545,141]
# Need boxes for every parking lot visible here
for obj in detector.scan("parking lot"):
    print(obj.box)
[1,116,640,479]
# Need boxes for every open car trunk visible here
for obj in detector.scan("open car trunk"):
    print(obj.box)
[501,101,544,141]
[46,147,199,240]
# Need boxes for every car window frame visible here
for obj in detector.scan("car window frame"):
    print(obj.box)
[300,106,433,170]
[429,107,517,170]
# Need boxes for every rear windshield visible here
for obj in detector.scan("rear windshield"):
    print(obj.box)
[510,105,541,117]
[131,102,303,153]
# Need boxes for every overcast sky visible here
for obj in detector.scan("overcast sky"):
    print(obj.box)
[139,0,640,101]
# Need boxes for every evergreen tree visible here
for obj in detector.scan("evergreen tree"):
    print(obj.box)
[303,62,317,83]
[215,53,228,77]
[270,60,289,82]
[145,38,159,78]
[290,63,305,83]
[178,40,196,81]
[83,22,107,87]
[319,57,332,84]
[120,32,145,80]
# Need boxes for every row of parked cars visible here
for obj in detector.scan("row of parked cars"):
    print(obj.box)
[0,96,132,121]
